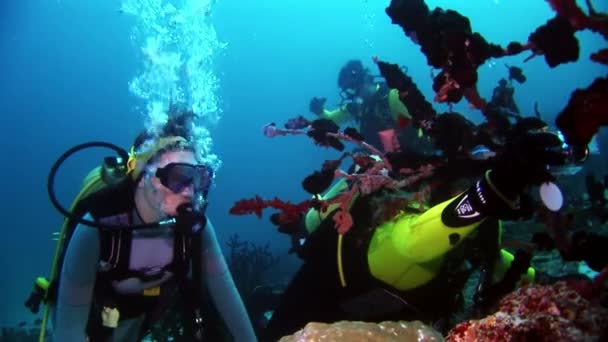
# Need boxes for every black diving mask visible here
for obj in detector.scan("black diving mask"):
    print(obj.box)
[546,131,588,176]
[155,162,213,196]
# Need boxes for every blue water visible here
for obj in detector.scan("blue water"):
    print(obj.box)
[0,0,605,326]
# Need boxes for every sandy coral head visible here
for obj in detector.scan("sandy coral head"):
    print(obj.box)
[278,320,443,342]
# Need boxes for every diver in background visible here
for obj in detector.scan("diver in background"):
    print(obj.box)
[477,78,519,139]
[309,59,412,152]
[490,78,520,116]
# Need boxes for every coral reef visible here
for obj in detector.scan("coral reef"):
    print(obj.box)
[0,327,41,342]
[384,0,607,112]
[446,281,608,341]
[278,320,444,342]
[225,233,280,304]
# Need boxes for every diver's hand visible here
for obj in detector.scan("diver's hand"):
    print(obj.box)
[309,97,327,116]
[468,127,571,220]
[492,128,569,194]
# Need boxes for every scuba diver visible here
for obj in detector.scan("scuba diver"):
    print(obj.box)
[478,74,527,142]
[260,118,584,341]
[309,59,413,152]
[26,112,256,341]
[490,78,520,117]
[482,78,521,138]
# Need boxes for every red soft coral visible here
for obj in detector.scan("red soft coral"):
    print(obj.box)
[230,196,313,225]
[547,0,608,64]
[230,120,436,234]
[547,0,591,29]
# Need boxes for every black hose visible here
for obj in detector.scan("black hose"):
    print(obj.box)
[47,141,175,230]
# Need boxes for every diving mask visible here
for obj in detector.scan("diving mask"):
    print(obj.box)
[536,131,588,212]
[547,131,588,176]
[155,162,214,197]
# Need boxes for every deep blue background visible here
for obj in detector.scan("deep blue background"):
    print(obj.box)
[0,0,605,325]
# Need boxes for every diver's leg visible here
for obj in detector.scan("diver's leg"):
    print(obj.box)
[111,315,145,342]
[262,260,342,341]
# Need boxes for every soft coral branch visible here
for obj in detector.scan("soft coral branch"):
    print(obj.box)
[230,119,436,234]
[547,0,592,30]
[590,48,608,65]
[547,0,608,62]
[230,195,314,223]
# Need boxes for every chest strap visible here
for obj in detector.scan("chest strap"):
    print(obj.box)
[97,212,193,282]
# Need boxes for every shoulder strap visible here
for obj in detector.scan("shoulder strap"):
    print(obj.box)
[97,212,133,277]
[97,216,196,281]
[172,230,194,278]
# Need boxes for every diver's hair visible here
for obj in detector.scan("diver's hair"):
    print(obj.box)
[133,109,196,149]
[149,141,195,169]
[132,109,198,169]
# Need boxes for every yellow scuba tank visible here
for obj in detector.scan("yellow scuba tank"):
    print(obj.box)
[27,156,131,342]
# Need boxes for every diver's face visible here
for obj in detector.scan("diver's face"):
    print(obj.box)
[147,150,198,217]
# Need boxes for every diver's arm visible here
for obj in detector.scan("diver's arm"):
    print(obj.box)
[320,107,353,125]
[391,194,487,263]
[392,126,568,263]
[393,170,522,263]
[200,219,257,342]
[53,215,100,341]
